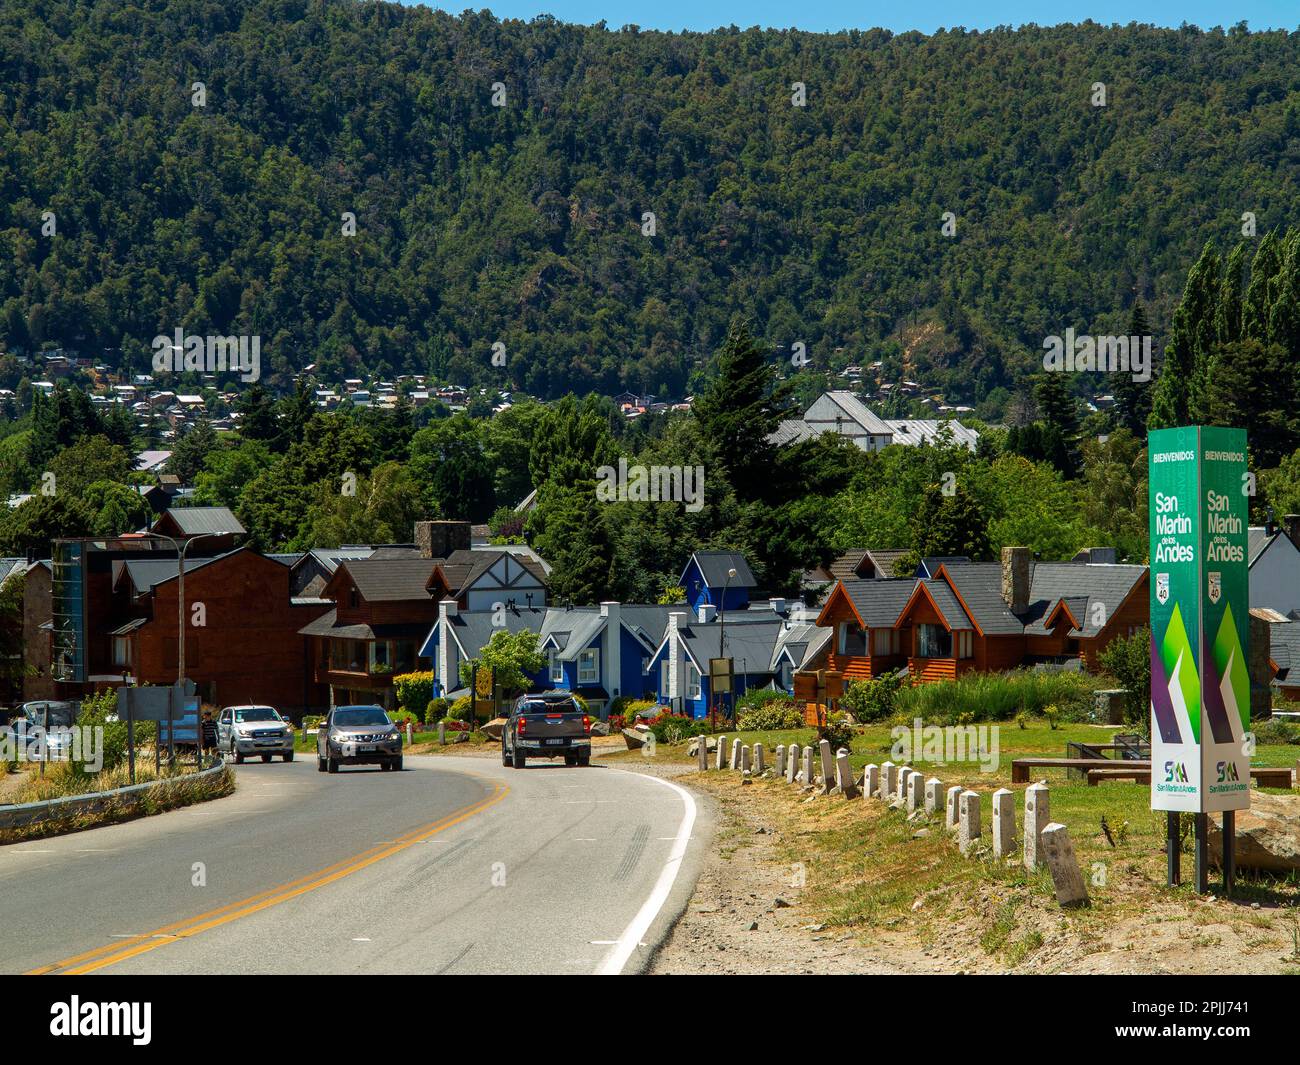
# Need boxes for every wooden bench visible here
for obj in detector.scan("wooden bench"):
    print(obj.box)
[1086,767,1151,785]
[1017,759,1295,789]
[1011,757,1136,783]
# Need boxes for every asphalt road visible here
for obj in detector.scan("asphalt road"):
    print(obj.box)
[0,751,710,975]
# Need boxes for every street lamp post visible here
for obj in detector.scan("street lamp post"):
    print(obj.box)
[139,530,230,767]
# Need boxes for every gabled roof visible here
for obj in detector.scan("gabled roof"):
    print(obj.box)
[116,549,243,596]
[435,549,548,597]
[863,549,910,579]
[332,558,438,603]
[819,391,893,435]
[435,606,548,661]
[917,556,970,579]
[1020,562,1146,638]
[896,577,975,631]
[1248,526,1300,567]
[153,506,245,536]
[671,618,786,675]
[935,563,1020,634]
[682,550,757,589]
[820,578,919,629]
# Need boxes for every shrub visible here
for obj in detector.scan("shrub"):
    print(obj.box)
[303,714,325,731]
[608,714,625,732]
[76,688,128,775]
[841,670,909,723]
[646,711,710,744]
[393,672,435,720]
[1097,627,1151,726]
[735,687,792,713]
[892,668,1100,724]
[389,709,419,729]
[736,701,804,731]
[425,697,449,722]
[820,711,854,751]
[1253,717,1300,745]
[446,696,472,722]
[622,699,658,722]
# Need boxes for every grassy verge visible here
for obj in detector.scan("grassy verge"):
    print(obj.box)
[0,760,235,845]
[605,720,1300,971]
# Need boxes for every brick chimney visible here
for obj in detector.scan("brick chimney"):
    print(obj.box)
[1285,515,1300,551]
[416,520,471,559]
[1000,546,1030,614]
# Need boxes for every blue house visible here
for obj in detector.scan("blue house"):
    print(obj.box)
[680,551,757,614]
[647,600,820,719]
[421,601,674,718]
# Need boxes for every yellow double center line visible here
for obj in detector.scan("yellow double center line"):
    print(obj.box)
[26,780,508,975]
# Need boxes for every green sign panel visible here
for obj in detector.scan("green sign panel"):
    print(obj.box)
[1148,426,1251,813]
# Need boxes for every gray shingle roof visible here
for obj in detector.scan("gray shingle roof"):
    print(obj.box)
[685,550,757,589]
[937,563,1019,633]
[336,558,437,602]
[1023,562,1146,638]
[838,578,921,627]
[156,506,245,536]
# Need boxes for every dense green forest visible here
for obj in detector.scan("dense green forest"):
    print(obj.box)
[3,3,1299,409]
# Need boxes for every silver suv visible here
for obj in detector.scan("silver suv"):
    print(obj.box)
[317,705,402,773]
[218,705,294,763]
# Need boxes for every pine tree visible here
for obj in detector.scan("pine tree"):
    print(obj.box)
[691,318,785,504]
[1150,242,1221,429]
[1113,301,1153,437]
[1034,372,1081,478]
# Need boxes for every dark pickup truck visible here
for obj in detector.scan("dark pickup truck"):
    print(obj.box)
[501,692,592,768]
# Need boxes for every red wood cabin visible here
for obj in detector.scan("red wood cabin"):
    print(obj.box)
[800,548,1148,716]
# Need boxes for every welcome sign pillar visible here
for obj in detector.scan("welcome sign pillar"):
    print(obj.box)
[1148,426,1251,895]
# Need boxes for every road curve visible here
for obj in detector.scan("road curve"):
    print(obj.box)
[0,752,711,975]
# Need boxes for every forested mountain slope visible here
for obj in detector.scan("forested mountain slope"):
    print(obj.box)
[2,3,1298,407]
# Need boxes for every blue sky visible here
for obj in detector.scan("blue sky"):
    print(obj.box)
[409,3,1298,34]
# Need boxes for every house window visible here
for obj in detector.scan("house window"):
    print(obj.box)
[872,628,898,656]
[578,649,599,684]
[957,631,973,659]
[917,624,952,658]
[112,637,132,667]
[549,649,564,684]
[838,621,867,655]
[660,659,671,694]
[779,662,793,690]
[686,663,701,700]
[394,641,417,672]
[369,641,391,672]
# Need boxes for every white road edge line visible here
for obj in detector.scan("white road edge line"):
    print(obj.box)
[594,770,697,976]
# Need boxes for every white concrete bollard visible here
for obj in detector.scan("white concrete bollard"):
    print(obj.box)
[730,739,742,771]
[438,720,446,745]
[740,744,752,775]
[835,748,859,799]
[945,785,962,830]
[992,788,1015,859]
[897,766,914,803]
[907,771,924,813]
[716,736,729,771]
[1040,822,1090,908]
[881,762,898,802]
[818,740,835,795]
[752,742,764,776]
[925,777,943,815]
[864,763,880,799]
[786,745,799,784]
[698,735,709,770]
[774,744,786,778]
[802,746,815,788]
[958,791,981,855]
[1024,782,1050,871]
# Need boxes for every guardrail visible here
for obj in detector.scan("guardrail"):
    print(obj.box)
[0,757,230,833]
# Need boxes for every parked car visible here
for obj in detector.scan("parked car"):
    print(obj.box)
[501,692,592,769]
[15,700,81,761]
[217,705,294,764]
[317,705,402,773]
